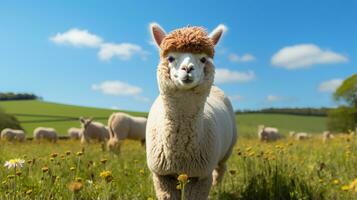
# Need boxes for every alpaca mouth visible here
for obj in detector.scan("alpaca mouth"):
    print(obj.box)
[182,78,194,84]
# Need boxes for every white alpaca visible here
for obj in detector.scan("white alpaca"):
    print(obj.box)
[79,117,109,144]
[257,125,282,142]
[289,131,311,140]
[67,127,81,140]
[146,23,237,200]
[107,112,147,152]
[322,131,334,143]
[33,127,58,143]
[1,128,26,142]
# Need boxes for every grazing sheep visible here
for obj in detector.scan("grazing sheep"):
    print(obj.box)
[257,125,282,142]
[33,127,58,143]
[67,127,81,140]
[1,128,26,142]
[107,112,147,152]
[322,131,334,143]
[289,131,311,140]
[79,117,109,144]
[146,23,237,200]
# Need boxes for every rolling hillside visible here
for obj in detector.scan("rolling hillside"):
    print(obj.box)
[0,100,327,137]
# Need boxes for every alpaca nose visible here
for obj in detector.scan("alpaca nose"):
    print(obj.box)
[181,65,194,73]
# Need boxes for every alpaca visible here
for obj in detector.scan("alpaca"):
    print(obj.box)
[289,131,311,140]
[146,23,237,200]
[1,128,26,142]
[107,112,147,152]
[257,125,282,142]
[68,127,81,140]
[79,117,109,144]
[33,127,58,143]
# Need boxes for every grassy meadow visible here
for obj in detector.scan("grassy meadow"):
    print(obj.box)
[0,100,356,199]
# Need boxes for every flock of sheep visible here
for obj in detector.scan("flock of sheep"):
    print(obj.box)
[258,124,354,143]
[0,112,147,152]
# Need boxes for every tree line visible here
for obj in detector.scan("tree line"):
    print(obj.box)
[0,92,40,101]
[236,107,330,116]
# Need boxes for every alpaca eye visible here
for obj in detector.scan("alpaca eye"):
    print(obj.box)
[168,56,175,63]
[200,57,207,63]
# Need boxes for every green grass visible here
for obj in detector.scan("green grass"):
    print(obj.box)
[0,137,356,199]
[0,100,146,136]
[0,100,327,138]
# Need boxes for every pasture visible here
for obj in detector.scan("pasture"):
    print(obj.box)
[0,100,356,199]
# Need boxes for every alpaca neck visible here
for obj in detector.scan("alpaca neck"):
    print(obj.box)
[161,89,209,153]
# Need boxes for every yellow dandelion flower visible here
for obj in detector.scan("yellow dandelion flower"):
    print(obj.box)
[332,179,340,185]
[100,170,113,183]
[50,158,54,162]
[75,177,83,182]
[42,166,49,173]
[76,151,83,156]
[100,159,108,164]
[15,171,22,176]
[177,174,189,183]
[70,167,76,171]
[341,185,350,191]
[7,175,15,179]
[50,153,58,158]
[68,181,83,193]
[66,151,71,156]
[139,169,145,175]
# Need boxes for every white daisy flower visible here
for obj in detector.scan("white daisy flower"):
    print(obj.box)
[4,159,25,169]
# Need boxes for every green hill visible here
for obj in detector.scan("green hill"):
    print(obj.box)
[0,100,146,135]
[0,100,327,137]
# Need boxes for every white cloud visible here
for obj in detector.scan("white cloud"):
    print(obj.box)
[271,44,348,69]
[50,28,103,48]
[98,43,147,61]
[266,95,281,102]
[318,79,343,93]
[228,53,255,62]
[92,80,142,96]
[215,68,256,84]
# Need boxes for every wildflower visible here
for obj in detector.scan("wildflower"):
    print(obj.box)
[68,181,83,193]
[50,153,58,158]
[76,151,83,156]
[100,159,108,164]
[87,180,94,185]
[26,189,33,195]
[139,169,145,175]
[177,174,189,184]
[16,171,22,176]
[66,151,71,156]
[27,160,33,165]
[2,180,6,185]
[248,151,256,157]
[42,166,49,173]
[341,185,350,191]
[245,147,252,152]
[50,158,54,162]
[349,178,357,192]
[100,170,113,183]
[70,167,76,171]
[332,179,340,185]
[4,159,25,169]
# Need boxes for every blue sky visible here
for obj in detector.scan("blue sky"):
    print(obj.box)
[0,0,356,112]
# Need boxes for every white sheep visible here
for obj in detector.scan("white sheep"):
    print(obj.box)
[67,127,81,140]
[107,112,147,152]
[146,23,237,200]
[322,131,334,143]
[289,131,311,140]
[0,128,26,142]
[257,125,282,142]
[33,127,58,143]
[79,117,109,144]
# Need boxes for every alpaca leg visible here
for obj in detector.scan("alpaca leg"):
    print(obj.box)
[212,163,227,186]
[184,176,212,200]
[153,174,180,200]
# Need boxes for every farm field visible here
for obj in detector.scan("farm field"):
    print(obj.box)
[0,100,356,199]
[0,100,326,138]
[0,137,356,199]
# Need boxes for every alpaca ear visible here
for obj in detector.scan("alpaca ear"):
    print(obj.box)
[209,24,227,46]
[150,22,166,47]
